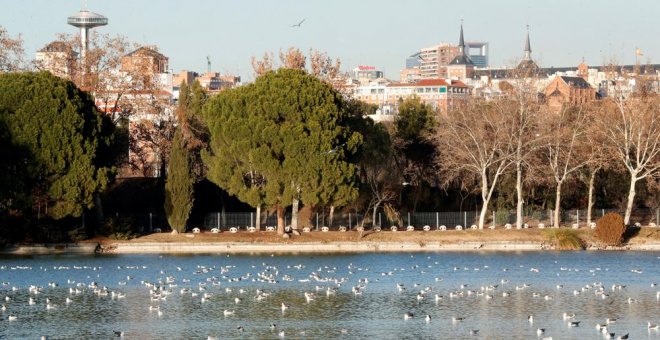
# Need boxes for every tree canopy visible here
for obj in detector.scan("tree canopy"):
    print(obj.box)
[203,68,361,233]
[0,71,115,219]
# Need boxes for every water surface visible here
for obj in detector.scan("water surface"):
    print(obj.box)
[1,251,659,339]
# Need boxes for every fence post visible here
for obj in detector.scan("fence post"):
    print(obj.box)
[316,213,319,231]
[464,211,467,228]
[656,208,659,226]
[602,209,605,217]
[492,211,495,228]
[407,212,411,226]
[217,212,220,230]
[436,212,439,229]
[379,213,381,227]
[149,212,153,232]
[250,212,253,229]
[348,212,352,229]
[549,209,553,227]
[576,209,579,226]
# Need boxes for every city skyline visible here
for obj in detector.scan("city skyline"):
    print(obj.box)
[2,0,658,80]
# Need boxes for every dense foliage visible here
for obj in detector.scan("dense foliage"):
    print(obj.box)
[594,212,626,246]
[0,72,115,220]
[203,69,361,233]
[164,129,194,232]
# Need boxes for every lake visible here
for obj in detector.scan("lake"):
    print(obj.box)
[1,251,659,339]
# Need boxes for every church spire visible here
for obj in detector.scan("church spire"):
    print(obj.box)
[523,25,532,61]
[458,20,465,55]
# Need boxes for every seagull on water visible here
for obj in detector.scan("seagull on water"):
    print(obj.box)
[649,321,659,330]
[404,312,413,320]
[537,328,545,336]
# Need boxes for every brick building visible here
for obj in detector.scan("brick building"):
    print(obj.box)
[544,76,595,109]
[35,41,78,79]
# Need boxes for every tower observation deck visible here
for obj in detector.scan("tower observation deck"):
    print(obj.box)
[67,10,108,58]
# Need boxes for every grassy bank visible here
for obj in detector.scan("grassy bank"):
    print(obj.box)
[86,226,660,248]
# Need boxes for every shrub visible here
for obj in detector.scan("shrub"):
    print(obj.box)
[594,213,626,246]
[495,210,512,224]
[67,227,88,242]
[543,229,585,250]
[100,216,140,240]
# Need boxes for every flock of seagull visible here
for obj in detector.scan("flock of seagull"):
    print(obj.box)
[0,254,659,339]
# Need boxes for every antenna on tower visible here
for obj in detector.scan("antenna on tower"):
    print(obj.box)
[207,56,211,73]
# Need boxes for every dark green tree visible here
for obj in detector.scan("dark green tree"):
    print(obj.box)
[164,129,194,232]
[394,96,436,211]
[0,71,115,219]
[176,80,208,179]
[203,68,361,233]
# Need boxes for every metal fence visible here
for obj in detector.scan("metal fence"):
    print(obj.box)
[115,208,660,232]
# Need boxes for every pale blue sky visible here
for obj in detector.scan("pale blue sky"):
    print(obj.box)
[2,0,658,80]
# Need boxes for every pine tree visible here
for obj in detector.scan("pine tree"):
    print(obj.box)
[0,71,115,219]
[164,129,194,232]
[203,68,361,233]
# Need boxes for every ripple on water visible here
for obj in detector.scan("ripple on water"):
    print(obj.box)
[0,251,658,339]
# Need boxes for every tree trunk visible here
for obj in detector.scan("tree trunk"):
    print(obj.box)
[93,193,104,234]
[586,168,597,225]
[624,176,638,225]
[93,193,104,221]
[372,203,379,228]
[255,205,261,230]
[479,171,489,229]
[276,204,285,234]
[478,199,489,230]
[554,181,563,228]
[291,198,299,229]
[329,205,335,228]
[516,161,523,229]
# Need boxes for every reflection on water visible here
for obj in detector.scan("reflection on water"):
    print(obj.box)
[0,251,659,339]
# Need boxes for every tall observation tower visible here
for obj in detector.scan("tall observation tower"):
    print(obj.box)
[67,9,108,59]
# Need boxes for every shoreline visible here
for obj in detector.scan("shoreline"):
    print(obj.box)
[2,240,660,255]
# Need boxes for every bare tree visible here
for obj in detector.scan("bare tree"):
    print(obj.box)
[598,80,660,225]
[251,47,344,86]
[0,25,25,72]
[308,49,341,81]
[52,33,175,171]
[432,99,516,229]
[279,47,306,70]
[250,52,274,78]
[536,105,592,227]
[579,116,611,226]
[501,66,543,229]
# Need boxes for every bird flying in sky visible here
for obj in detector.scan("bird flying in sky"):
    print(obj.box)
[291,19,305,27]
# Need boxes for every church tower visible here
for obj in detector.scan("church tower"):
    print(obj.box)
[517,25,538,73]
[447,21,475,80]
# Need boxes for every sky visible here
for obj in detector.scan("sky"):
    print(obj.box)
[2,0,658,81]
